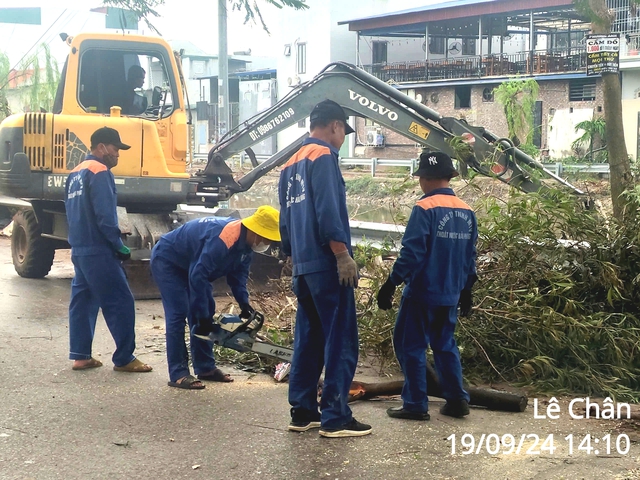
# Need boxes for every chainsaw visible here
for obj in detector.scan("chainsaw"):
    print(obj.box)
[203,311,294,363]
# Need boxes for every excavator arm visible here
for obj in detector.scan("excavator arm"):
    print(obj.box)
[188,62,583,206]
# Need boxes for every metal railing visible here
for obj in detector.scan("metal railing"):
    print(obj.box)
[362,47,587,83]
[339,157,418,176]
[193,153,419,177]
[193,153,609,179]
[544,162,610,176]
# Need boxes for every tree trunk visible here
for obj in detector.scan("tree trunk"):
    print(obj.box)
[341,363,528,413]
[587,0,635,219]
[602,72,634,219]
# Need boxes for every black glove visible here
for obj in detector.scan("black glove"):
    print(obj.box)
[376,278,396,310]
[193,317,215,337]
[239,303,255,319]
[459,290,473,317]
[115,245,131,261]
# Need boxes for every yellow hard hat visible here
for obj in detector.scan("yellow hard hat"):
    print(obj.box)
[241,205,281,242]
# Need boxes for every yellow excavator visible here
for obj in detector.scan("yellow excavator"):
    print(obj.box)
[0,32,583,293]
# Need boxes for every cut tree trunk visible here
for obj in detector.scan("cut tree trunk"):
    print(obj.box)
[333,363,528,413]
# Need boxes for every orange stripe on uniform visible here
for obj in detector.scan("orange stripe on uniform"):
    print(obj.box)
[417,194,472,211]
[218,220,242,249]
[283,143,331,168]
[71,160,107,174]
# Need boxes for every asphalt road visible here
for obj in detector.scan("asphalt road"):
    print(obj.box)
[1,237,639,480]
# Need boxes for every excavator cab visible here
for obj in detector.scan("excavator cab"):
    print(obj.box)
[0,33,190,206]
[0,33,192,281]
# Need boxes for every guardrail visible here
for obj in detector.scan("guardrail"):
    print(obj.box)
[544,162,610,176]
[191,152,273,169]
[191,153,610,178]
[178,204,405,250]
[340,157,418,177]
[192,153,419,176]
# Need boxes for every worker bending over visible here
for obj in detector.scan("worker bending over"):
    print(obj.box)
[150,206,280,390]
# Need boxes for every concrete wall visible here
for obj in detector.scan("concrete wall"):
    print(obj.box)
[621,68,640,100]
[622,98,640,160]
[547,108,594,159]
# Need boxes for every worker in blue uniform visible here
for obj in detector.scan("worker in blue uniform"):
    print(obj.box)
[278,99,371,438]
[377,151,477,420]
[65,126,152,373]
[150,205,281,390]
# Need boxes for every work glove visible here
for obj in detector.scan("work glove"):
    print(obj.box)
[459,289,473,317]
[239,303,255,320]
[193,317,215,339]
[376,277,396,310]
[335,250,358,288]
[115,245,131,261]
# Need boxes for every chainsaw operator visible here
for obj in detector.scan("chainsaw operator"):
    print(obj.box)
[65,127,152,373]
[278,99,371,438]
[149,205,281,390]
[376,151,478,421]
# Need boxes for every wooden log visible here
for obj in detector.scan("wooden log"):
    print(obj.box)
[341,363,528,413]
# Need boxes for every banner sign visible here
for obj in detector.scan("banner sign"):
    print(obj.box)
[105,7,138,30]
[586,34,620,76]
[0,8,41,25]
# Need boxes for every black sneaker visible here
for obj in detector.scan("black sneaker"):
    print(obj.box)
[319,418,372,438]
[288,408,321,432]
[386,406,430,421]
[440,399,470,418]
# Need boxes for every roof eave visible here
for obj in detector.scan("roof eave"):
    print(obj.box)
[342,0,575,32]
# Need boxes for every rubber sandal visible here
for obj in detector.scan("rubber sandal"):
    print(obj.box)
[113,358,153,373]
[197,368,234,382]
[72,358,103,370]
[168,375,205,390]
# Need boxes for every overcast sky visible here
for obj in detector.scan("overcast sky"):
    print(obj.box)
[0,0,279,67]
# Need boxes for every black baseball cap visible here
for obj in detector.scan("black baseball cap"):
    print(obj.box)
[413,151,459,179]
[309,99,355,134]
[90,127,131,150]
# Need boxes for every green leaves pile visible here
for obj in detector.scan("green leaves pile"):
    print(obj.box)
[355,186,640,401]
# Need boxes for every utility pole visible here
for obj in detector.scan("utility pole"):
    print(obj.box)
[218,0,229,140]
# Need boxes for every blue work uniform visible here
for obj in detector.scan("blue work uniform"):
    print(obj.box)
[389,188,477,413]
[278,137,358,430]
[65,155,136,367]
[150,217,252,382]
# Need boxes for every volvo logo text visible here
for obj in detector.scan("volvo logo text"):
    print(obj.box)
[348,89,399,121]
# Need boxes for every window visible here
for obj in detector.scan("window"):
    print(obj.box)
[192,60,205,75]
[462,38,476,56]
[297,43,306,74]
[455,86,471,109]
[372,41,388,64]
[569,78,596,101]
[78,48,175,117]
[429,37,445,55]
